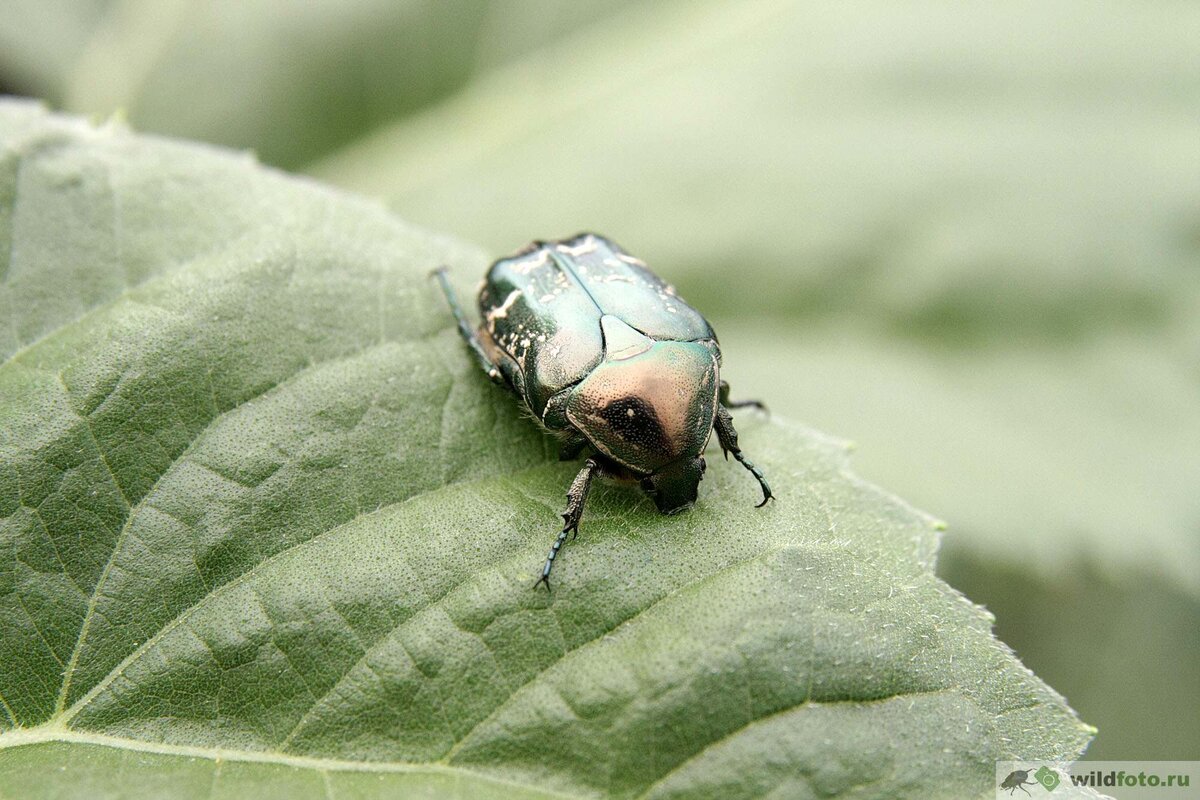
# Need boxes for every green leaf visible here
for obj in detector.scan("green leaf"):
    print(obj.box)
[0,100,1090,798]
[309,0,1200,759]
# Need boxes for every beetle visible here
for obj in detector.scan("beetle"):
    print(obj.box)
[433,233,771,590]
[999,769,1037,796]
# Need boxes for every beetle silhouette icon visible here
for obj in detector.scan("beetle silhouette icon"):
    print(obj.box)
[999,769,1038,795]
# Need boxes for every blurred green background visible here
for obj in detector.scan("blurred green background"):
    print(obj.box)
[2,0,1197,760]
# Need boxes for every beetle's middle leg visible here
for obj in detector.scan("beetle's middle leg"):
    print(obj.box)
[536,457,599,591]
[714,405,773,507]
[719,380,767,413]
[431,268,503,384]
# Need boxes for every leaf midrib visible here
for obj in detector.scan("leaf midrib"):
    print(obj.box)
[1,686,981,800]
[0,728,581,800]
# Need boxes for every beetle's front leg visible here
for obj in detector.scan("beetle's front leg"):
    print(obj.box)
[431,267,504,384]
[536,457,600,591]
[714,405,773,507]
[719,380,767,413]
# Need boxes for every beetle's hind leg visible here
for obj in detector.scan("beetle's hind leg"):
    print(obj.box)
[431,268,504,384]
[536,458,600,591]
[719,380,768,413]
[714,405,773,507]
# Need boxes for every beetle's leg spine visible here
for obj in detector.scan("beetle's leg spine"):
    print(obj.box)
[714,405,773,507]
[431,267,504,383]
[535,458,599,591]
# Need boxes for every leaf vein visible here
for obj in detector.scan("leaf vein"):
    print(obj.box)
[634,687,963,800]
[0,690,16,727]
[278,532,539,752]
[443,541,800,763]
[52,361,300,715]
[58,456,563,727]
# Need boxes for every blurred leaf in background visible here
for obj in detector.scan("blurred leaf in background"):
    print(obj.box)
[0,0,638,170]
[1,0,1197,762]
[0,0,112,99]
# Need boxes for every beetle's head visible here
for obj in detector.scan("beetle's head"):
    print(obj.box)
[640,456,706,514]
[566,337,719,513]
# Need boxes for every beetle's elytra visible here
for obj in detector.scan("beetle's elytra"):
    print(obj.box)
[434,233,772,590]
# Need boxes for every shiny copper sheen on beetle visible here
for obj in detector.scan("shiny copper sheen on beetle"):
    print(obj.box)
[434,233,772,590]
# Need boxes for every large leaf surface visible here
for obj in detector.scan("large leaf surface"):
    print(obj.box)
[0,101,1093,798]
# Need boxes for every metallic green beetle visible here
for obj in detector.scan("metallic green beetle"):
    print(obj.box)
[434,233,772,589]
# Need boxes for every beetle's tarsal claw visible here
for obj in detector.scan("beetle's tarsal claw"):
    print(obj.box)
[732,449,772,508]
